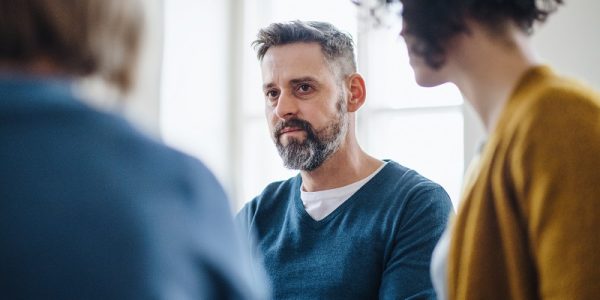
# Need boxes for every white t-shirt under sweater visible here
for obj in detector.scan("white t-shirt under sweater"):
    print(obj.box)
[300,162,387,221]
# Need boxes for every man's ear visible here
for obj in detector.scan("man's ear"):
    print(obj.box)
[346,73,366,112]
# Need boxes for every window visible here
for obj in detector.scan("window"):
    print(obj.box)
[161,0,470,211]
[358,21,464,207]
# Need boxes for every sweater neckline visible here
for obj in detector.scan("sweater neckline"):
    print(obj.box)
[292,159,397,229]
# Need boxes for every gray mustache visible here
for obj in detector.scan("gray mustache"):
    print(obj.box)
[274,118,316,141]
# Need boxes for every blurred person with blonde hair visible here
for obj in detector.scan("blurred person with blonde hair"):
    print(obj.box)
[0,0,266,299]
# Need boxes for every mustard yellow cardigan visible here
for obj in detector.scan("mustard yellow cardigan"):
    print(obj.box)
[449,66,600,299]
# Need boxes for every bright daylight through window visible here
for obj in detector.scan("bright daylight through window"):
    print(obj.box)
[162,0,466,210]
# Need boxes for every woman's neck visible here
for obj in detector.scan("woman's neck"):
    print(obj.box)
[449,22,540,133]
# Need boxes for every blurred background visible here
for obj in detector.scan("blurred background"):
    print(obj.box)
[106,0,600,211]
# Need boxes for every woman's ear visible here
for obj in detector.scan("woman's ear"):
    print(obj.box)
[346,73,366,112]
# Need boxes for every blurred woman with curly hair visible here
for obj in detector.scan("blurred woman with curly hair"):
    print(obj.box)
[358,0,600,299]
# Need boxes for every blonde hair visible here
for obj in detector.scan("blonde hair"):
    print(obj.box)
[0,0,144,92]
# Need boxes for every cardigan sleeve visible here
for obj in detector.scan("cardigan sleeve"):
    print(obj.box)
[511,89,600,299]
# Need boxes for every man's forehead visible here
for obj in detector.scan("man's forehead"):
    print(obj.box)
[264,42,324,58]
[261,43,328,69]
[260,43,335,85]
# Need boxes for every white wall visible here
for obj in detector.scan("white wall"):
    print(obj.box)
[533,0,600,89]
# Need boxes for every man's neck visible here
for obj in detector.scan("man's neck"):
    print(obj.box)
[299,142,382,192]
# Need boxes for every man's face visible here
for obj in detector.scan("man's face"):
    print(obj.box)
[260,42,348,171]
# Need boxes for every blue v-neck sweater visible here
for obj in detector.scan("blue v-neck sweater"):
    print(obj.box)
[237,161,453,299]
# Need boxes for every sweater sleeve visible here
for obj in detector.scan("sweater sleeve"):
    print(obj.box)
[379,186,453,300]
[511,90,600,299]
[235,200,254,238]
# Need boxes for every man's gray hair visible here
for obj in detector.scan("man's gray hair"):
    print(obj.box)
[253,20,357,78]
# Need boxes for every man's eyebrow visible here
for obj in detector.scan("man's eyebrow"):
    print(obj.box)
[289,77,318,85]
[263,77,319,91]
[263,83,276,91]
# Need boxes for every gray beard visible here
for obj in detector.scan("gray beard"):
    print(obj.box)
[277,136,334,171]
[276,115,347,171]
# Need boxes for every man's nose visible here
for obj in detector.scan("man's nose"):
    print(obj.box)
[274,92,298,120]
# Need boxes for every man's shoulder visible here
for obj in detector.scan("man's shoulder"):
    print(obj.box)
[378,160,445,193]
[80,104,212,180]
[369,160,452,215]
[45,96,220,200]
[240,175,300,215]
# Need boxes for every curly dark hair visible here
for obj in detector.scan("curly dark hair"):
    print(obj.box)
[355,0,563,69]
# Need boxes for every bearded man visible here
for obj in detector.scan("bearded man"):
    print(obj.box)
[236,20,453,300]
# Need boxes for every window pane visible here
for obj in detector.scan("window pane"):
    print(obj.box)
[161,0,230,179]
[363,109,464,207]
[364,27,463,109]
[269,0,357,29]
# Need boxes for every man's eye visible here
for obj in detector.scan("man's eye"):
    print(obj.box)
[266,90,279,98]
[297,84,312,93]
